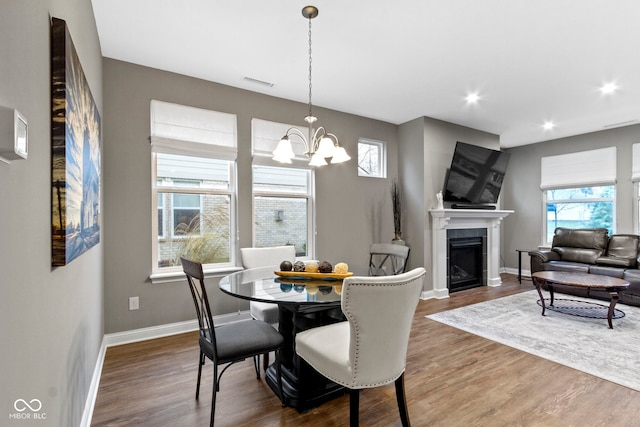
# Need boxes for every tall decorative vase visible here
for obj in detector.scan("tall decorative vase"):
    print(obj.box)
[392,234,406,245]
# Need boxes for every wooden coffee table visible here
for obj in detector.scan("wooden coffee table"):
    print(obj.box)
[532,271,630,329]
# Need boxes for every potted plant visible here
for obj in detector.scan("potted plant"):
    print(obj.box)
[391,179,405,245]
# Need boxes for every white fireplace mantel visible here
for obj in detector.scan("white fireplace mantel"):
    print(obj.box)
[429,209,513,298]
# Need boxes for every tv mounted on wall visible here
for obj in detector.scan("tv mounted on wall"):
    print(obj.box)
[443,141,510,208]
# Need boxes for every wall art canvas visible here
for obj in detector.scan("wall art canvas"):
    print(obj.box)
[51,17,101,266]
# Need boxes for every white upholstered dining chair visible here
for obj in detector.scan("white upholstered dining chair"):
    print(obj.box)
[295,267,426,426]
[240,246,296,367]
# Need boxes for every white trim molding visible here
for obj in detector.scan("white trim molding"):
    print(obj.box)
[429,209,514,298]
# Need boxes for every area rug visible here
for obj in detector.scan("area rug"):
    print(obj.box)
[427,290,640,391]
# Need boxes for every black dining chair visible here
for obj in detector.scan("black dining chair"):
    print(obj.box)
[180,257,284,426]
[369,242,410,276]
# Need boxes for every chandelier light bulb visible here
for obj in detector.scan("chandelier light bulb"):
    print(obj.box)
[272,138,295,163]
[330,146,351,164]
[316,137,336,158]
[309,152,328,166]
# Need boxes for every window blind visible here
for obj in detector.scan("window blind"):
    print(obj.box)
[150,100,237,160]
[540,147,616,190]
[252,118,311,167]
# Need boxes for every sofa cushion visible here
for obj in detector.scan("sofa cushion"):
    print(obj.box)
[551,227,608,250]
[588,265,624,278]
[544,260,590,273]
[623,270,640,297]
[595,256,636,268]
[552,247,604,264]
[550,227,608,263]
[596,234,639,268]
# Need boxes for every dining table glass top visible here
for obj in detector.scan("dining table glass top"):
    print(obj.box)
[219,265,362,306]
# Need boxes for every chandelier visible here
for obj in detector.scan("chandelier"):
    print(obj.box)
[272,6,350,166]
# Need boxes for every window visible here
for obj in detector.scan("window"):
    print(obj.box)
[252,165,312,256]
[357,138,386,178]
[151,101,237,273]
[545,185,615,243]
[541,147,616,244]
[251,119,315,257]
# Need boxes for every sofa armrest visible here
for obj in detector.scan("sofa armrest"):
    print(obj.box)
[528,250,559,273]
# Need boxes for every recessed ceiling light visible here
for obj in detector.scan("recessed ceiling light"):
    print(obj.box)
[542,121,555,131]
[600,82,619,95]
[465,92,480,104]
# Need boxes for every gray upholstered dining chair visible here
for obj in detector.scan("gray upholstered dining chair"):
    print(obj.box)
[295,267,426,426]
[369,242,410,276]
[180,257,284,426]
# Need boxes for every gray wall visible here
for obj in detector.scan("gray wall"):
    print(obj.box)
[399,117,500,292]
[102,59,399,333]
[0,1,104,426]
[502,124,640,271]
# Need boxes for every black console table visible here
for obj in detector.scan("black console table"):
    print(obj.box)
[515,249,532,283]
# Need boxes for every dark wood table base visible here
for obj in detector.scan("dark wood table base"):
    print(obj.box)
[532,271,630,329]
[535,297,626,329]
[265,304,348,412]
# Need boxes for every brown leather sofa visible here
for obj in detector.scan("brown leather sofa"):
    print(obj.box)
[529,227,640,306]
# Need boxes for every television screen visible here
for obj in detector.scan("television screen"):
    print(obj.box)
[443,141,510,205]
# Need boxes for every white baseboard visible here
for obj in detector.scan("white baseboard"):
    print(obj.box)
[503,267,531,278]
[80,339,107,427]
[421,290,450,300]
[81,310,252,427]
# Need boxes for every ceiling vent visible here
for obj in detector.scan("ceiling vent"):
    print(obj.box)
[243,76,274,87]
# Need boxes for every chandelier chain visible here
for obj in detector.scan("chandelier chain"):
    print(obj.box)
[308,16,313,119]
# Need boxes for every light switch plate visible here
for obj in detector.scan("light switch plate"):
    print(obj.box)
[0,106,28,163]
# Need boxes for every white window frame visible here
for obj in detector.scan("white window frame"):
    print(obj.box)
[157,192,166,239]
[542,185,616,245]
[357,138,386,178]
[150,101,238,281]
[632,143,640,234]
[634,182,640,235]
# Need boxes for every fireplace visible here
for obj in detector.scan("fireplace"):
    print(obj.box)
[448,233,485,292]
[429,208,513,299]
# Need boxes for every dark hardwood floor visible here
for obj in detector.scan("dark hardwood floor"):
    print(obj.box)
[91,274,640,426]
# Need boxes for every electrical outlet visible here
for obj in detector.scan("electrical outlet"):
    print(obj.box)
[129,296,139,311]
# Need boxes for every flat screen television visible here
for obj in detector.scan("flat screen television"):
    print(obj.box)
[443,141,510,206]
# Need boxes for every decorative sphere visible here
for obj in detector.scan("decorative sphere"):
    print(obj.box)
[293,261,306,272]
[280,260,293,271]
[305,262,319,273]
[318,261,332,273]
[334,262,349,274]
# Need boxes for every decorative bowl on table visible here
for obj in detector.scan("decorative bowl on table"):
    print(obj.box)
[274,270,353,280]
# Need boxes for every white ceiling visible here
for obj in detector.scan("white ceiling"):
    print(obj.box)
[91,0,640,148]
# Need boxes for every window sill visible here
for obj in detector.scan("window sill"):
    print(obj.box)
[150,266,243,284]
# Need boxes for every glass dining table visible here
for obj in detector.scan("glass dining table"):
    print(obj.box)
[219,265,360,412]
